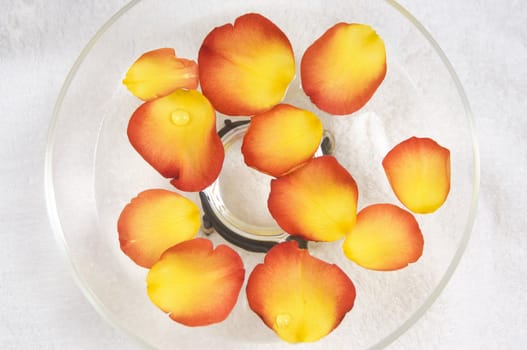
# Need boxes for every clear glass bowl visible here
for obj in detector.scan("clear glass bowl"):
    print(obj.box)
[45,0,479,349]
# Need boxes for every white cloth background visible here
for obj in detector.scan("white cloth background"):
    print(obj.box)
[1,0,525,348]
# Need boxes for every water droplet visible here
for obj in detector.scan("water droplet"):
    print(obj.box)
[275,313,291,328]
[170,110,190,126]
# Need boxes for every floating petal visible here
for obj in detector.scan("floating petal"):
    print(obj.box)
[246,241,356,343]
[147,238,245,326]
[301,23,386,115]
[342,204,424,271]
[382,137,451,213]
[117,189,200,268]
[198,13,295,116]
[128,89,224,192]
[242,104,323,177]
[123,48,198,101]
[268,156,358,241]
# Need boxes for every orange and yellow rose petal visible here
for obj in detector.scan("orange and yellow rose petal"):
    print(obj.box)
[198,13,295,116]
[342,204,424,271]
[382,137,451,213]
[123,48,198,101]
[241,104,323,177]
[246,241,356,343]
[128,89,224,192]
[301,23,386,115]
[268,156,358,242]
[146,238,245,326]
[117,189,200,268]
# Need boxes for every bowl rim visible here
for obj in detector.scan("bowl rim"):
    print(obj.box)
[44,0,480,348]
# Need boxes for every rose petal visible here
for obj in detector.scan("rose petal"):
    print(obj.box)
[268,156,358,242]
[246,241,356,343]
[382,137,451,213]
[301,23,386,115]
[342,204,424,271]
[123,48,198,101]
[128,89,224,192]
[146,238,245,326]
[198,13,295,116]
[241,104,323,177]
[117,189,200,268]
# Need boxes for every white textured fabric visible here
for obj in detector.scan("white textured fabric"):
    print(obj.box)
[0,0,525,349]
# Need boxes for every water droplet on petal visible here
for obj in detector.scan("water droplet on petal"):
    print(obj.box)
[170,109,190,126]
[275,313,291,328]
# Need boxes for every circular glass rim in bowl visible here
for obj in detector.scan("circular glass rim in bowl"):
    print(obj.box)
[45,0,480,348]
[199,119,333,252]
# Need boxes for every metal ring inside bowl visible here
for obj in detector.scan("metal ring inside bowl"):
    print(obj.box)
[199,119,334,252]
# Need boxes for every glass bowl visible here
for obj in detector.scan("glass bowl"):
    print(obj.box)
[45,0,479,349]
